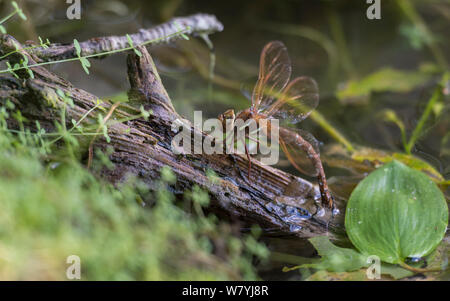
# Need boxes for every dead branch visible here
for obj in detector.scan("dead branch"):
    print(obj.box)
[12,14,223,62]
[0,17,345,240]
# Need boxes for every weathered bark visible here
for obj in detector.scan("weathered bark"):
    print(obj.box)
[19,14,224,62]
[0,15,345,239]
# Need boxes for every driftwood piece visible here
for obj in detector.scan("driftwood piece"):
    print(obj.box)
[0,15,345,240]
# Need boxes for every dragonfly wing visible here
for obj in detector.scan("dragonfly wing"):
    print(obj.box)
[252,41,292,111]
[278,128,321,177]
[240,77,257,102]
[265,76,319,124]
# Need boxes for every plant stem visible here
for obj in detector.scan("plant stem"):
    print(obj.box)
[0,28,190,74]
[326,8,357,79]
[0,42,49,61]
[405,84,443,154]
[46,101,102,146]
[0,11,17,26]
[400,262,442,274]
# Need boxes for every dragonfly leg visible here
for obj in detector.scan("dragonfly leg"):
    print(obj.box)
[229,154,252,186]
[286,133,334,209]
[317,167,333,208]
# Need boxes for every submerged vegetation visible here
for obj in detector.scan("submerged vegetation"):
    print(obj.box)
[0,0,449,281]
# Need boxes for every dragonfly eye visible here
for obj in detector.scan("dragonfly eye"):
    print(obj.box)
[222,109,235,120]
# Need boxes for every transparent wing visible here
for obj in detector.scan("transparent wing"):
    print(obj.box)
[278,128,321,177]
[240,77,257,102]
[252,41,292,111]
[264,76,319,124]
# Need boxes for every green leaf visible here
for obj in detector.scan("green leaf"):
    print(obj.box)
[6,61,18,78]
[378,263,414,279]
[80,57,90,74]
[18,11,27,21]
[103,128,110,143]
[302,236,367,272]
[81,57,90,67]
[73,39,81,56]
[285,236,414,279]
[399,23,433,50]
[133,48,142,57]
[11,1,19,10]
[26,68,34,79]
[173,21,190,40]
[351,147,445,182]
[126,34,134,47]
[345,160,448,264]
[56,89,65,98]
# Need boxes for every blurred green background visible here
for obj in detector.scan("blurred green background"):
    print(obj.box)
[0,0,448,280]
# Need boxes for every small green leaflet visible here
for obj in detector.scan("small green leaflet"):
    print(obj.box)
[73,39,91,74]
[126,34,142,57]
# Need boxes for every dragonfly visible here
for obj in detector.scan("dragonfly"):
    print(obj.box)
[218,41,334,209]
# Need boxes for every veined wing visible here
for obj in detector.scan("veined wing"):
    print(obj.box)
[264,76,319,124]
[278,127,321,177]
[252,41,292,112]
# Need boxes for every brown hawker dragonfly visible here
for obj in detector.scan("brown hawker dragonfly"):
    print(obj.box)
[218,41,334,209]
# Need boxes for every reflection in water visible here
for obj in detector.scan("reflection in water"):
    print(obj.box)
[264,177,333,233]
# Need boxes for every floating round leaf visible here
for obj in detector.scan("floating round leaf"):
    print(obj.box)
[345,160,448,264]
